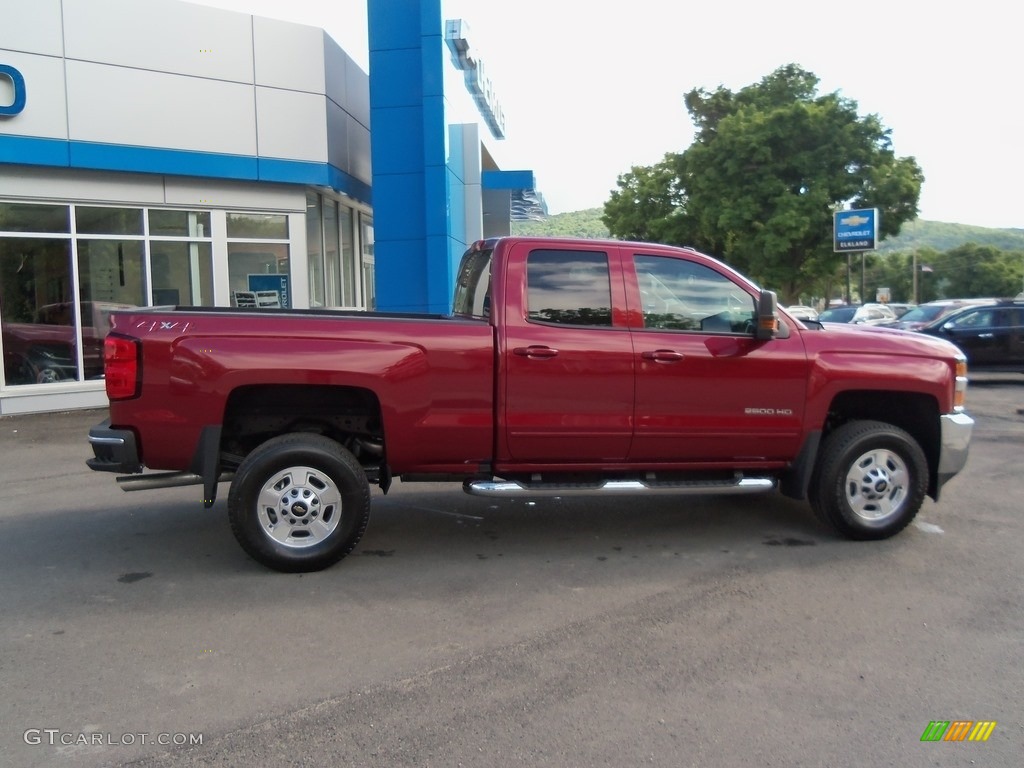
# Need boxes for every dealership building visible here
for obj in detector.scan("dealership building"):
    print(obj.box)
[0,0,543,414]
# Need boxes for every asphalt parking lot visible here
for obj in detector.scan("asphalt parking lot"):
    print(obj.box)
[1,375,1022,767]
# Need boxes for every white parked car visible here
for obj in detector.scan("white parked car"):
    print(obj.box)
[818,303,897,325]
[784,304,819,321]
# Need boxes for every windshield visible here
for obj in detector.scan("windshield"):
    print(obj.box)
[452,247,492,319]
[899,305,946,323]
[819,306,855,322]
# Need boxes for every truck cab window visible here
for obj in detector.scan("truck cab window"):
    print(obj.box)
[634,254,754,333]
[527,250,612,327]
[453,248,492,319]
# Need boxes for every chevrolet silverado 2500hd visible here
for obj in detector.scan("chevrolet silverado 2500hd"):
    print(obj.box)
[88,237,974,572]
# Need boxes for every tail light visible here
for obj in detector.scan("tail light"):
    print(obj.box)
[104,335,140,400]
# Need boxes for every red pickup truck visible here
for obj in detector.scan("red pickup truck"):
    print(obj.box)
[88,236,974,572]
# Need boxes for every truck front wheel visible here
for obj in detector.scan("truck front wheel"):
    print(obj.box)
[228,434,371,572]
[810,420,928,540]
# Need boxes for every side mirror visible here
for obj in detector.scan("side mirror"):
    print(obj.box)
[755,290,779,340]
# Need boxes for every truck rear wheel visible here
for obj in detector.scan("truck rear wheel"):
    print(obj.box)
[810,420,928,540]
[228,434,370,572]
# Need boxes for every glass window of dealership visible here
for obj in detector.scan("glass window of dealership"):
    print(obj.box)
[0,195,374,392]
[0,0,381,413]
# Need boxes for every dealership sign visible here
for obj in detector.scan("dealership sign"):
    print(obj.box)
[0,64,26,116]
[833,208,879,252]
[444,19,506,140]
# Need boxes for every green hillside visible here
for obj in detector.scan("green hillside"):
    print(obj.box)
[511,208,610,239]
[512,209,1024,253]
[875,219,1024,253]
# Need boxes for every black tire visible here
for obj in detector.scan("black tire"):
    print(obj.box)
[809,420,928,541]
[228,433,371,572]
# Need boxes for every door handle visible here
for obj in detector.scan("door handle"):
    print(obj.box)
[978,333,994,338]
[513,345,559,359]
[641,349,685,362]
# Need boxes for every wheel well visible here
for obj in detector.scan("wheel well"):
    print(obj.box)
[824,390,940,497]
[220,385,384,471]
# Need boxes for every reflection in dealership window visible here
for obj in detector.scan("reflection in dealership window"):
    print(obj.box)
[0,237,80,385]
[306,193,325,307]
[360,215,374,310]
[151,241,213,306]
[76,239,145,379]
[149,209,210,238]
[76,206,144,236]
[0,202,69,233]
[226,212,288,239]
[227,212,290,308]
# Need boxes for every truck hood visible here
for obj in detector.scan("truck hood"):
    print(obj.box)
[806,321,965,361]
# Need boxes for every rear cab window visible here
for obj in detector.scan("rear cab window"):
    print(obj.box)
[526,250,613,327]
[452,247,493,319]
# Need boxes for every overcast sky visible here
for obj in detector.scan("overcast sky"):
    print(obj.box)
[198,0,1020,229]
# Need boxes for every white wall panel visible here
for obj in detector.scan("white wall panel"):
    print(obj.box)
[345,54,370,128]
[0,166,165,204]
[348,114,371,184]
[0,0,64,55]
[326,99,350,174]
[255,88,327,162]
[0,387,107,416]
[164,177,304,211]
[65,61,257,154]
[324,36,348,110]
[0,51,67,138]
[253,17,324,93]
[62,0,254,83]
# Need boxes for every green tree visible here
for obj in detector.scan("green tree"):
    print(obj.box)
[603,64,924,304]
[936,244,1024,298]
[862,248,940,303]
[602,158,692,244]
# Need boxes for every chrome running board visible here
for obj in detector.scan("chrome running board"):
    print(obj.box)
[464,476,775,498]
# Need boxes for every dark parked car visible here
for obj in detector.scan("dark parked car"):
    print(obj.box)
[918,300,1024,371]
[878,299,996,331]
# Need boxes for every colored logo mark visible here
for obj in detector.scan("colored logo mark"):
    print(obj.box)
[0,64,27,116]
[840,215,870,227]
[920,720,997,742]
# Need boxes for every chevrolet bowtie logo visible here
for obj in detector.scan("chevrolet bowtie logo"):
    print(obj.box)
[840,214,870,226]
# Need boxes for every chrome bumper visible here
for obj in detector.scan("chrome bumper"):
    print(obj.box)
[87,419,142,474]
[937,411,974,493]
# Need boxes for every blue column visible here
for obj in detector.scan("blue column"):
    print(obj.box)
[368,0,455,314]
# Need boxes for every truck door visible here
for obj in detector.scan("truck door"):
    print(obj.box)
[499,243,634,462]
[626,251,809,463]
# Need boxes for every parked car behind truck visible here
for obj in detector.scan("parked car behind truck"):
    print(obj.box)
[878,299,996,331]
[818,303,898,325]
[87,237,974,572]
[918,299,1024,371]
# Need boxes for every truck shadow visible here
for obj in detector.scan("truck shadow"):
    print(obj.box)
[362,486,827,560]
[2,482,938,624]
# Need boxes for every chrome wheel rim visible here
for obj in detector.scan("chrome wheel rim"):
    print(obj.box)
[256,465,342,549]
[844,448,909,524]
